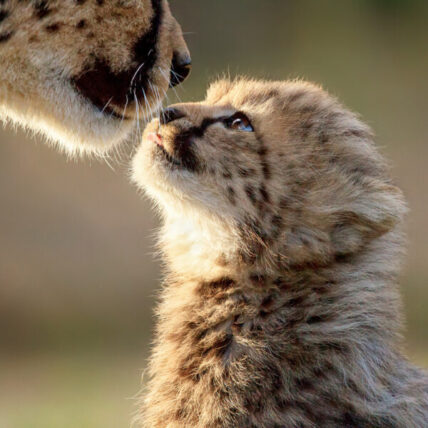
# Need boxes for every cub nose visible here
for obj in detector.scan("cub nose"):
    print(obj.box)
[170,53,192,87]
[160,107,186,125]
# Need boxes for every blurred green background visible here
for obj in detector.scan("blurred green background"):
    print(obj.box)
[1,1,427,427]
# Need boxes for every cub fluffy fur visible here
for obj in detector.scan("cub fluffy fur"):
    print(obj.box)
[132,78,428,427]
[0,0,189,154]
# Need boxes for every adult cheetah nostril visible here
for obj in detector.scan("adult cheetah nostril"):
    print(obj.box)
[169,53,192,87]
[160,107,186,125]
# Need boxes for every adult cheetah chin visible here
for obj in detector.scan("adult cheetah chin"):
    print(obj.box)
[0,0,190,155]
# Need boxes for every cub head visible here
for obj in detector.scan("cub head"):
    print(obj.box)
[133,78,406,267]
[0,0,190,154]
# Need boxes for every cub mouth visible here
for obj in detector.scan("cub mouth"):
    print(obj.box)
[146,132,184,168]
[145,124,202,173]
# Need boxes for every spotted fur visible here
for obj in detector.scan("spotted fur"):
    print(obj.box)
[0,0,189,154]
[132,78,428,427]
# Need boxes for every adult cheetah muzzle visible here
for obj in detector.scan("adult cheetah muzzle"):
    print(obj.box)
[0,0,190,153]
[72,0,191,119]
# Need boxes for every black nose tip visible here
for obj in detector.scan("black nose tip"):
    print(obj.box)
[170,53,192,88]
[160,107,185,125]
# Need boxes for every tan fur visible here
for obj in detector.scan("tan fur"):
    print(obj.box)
[0,0,188,154]
[132,78,428,427]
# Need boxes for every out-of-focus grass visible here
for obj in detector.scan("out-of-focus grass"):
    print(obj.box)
[0,351,147,428]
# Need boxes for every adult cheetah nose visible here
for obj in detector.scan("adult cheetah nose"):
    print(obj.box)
[169,53,192,87]
[160,107,186,125]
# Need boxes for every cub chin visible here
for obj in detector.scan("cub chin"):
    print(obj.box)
[132,78,427,428]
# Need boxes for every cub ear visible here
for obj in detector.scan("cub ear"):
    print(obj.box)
[329,183,407,256]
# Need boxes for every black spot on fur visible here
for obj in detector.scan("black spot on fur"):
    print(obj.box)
[0,9,9,23]
[0,30,12,42]
[319,131,329,144]
[245,185,257,205]
[211,333,233,358]
[271,214,283,235]
[307,314,330,324]
[249,274,266,287]
[286,296,306,307]
[197,277,235,298]
[222,169,232,179]
[261,160,271,179]
[76,19,86,29]
[238,167,248,177]
[261,295,275,309]
[259,184,270,203]
[45,23,60,33]
[34,0,51,19]
[257,146,268,157]
[279,197,290,210]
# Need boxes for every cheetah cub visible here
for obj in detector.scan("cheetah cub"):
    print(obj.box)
[132,78,428,428]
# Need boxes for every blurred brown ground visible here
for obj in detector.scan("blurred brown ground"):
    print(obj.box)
[0,1,427,427]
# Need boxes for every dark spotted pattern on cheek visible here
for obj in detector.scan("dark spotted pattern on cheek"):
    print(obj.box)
[72,0,164,114]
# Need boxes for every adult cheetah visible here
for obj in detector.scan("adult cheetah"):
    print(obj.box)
[0,0,190,154]
[132,78,428,427]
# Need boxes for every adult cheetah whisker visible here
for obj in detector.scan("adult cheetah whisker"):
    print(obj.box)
[100,96,114,115]
[140,87,151,124]
[158,66,184,103]
[130,61,147,90]
[120,95,130,128]
[133,90,142,139]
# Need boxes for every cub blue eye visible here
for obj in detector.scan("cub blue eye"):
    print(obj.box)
[225,112,254,132]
